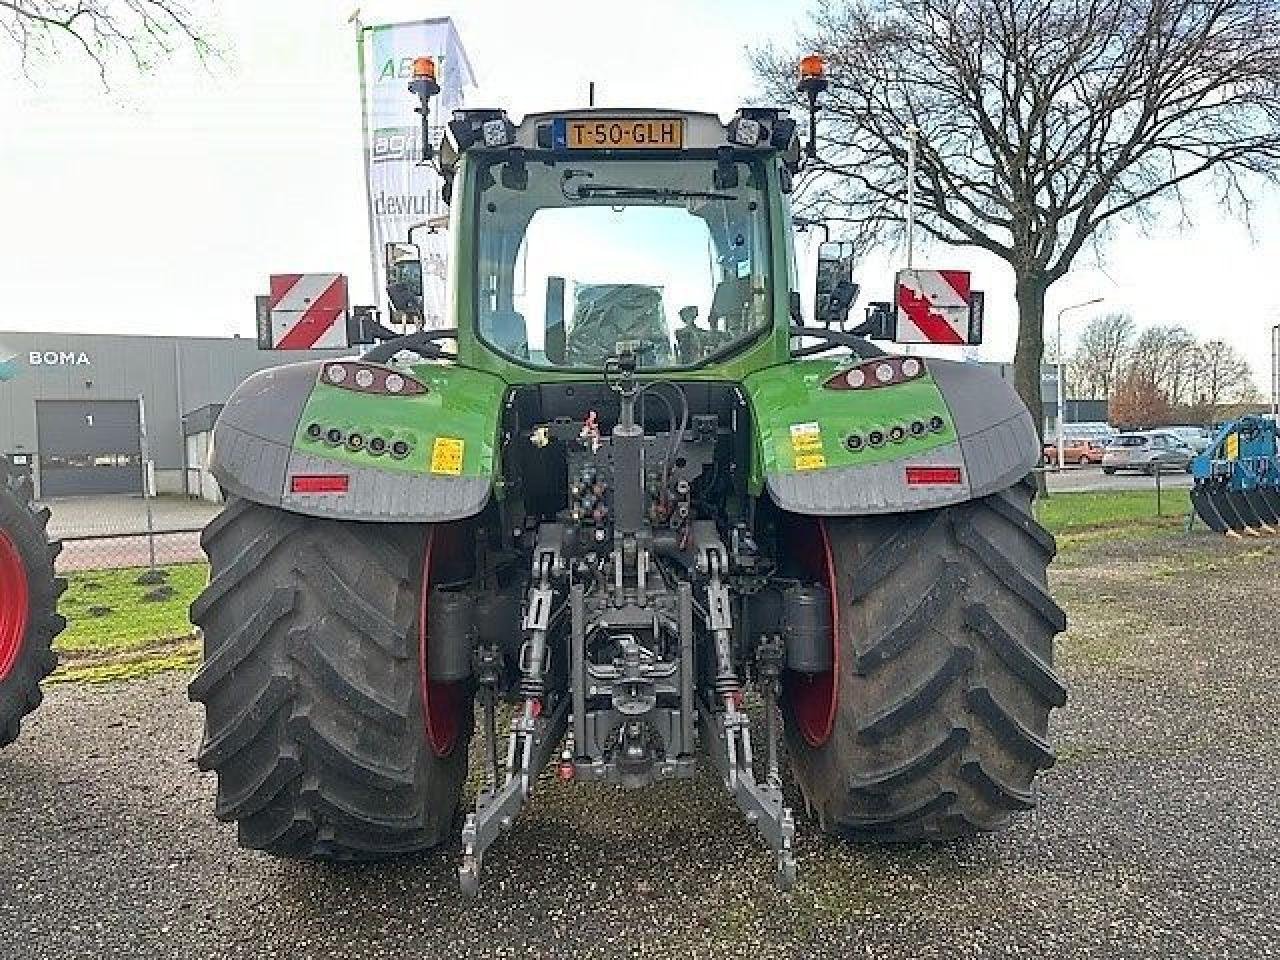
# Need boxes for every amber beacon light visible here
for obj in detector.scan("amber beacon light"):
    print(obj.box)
[798,54,827,83]
[412,56,437,81]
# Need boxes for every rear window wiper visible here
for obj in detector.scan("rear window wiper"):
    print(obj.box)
[570,184,737,203]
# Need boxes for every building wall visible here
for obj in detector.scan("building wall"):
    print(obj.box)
[0,332,342,496]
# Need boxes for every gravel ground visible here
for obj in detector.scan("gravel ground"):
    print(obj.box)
[3,531,1278,959]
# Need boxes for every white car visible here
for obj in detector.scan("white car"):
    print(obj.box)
[1101,431,1196,474]
[1167,425,1212,454]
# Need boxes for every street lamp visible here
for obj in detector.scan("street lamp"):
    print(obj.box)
[1056,297,1105,471]
[1272,323,1279,419]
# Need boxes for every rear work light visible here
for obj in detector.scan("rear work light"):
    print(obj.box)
[824,356,925,391]
[290,474,350,495]
[322,362,427,396]
[905,466,964,486]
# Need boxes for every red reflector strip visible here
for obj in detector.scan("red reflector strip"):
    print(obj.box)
[290,474,350,494]
[905,465,963,486]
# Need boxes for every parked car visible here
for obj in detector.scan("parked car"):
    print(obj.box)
[1101,431,1196,474]
[1167,425,1213,454]
[1043,438,1106,466]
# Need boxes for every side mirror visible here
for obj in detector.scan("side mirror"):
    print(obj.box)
[814,241,859,327]
[384,242,424,321]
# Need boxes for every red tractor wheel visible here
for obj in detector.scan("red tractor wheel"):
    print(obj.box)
[0,464,63,747]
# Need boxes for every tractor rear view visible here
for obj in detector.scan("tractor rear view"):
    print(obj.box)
[188,57,1066,894]
[0,458,64,747]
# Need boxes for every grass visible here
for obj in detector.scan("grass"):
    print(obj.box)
[1035,488,1192,537]
[48,643,201,685]
[53,563,207,682]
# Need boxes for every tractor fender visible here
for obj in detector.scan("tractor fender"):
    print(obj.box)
[210,359,504,523]
[746,356,1038,516]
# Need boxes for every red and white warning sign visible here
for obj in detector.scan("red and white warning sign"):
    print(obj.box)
[264,274,350,350]
[894,269,979,345]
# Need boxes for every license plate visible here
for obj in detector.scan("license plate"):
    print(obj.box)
[555,117,684,150]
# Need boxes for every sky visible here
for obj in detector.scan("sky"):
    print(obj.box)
[1,0,1277,393]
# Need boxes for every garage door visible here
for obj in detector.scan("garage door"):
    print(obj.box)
[36,400,143,497]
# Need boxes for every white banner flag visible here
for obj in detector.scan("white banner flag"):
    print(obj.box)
[358,17,475,328]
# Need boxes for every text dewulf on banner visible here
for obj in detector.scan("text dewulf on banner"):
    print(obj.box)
[357,17,475,328]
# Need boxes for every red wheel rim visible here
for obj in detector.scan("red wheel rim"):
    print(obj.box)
[0,527,30,682]
[418,528,463,757]
[784,517,839,747]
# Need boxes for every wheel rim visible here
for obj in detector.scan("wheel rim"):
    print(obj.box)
[784,517,839,747]
[0,527,30,682]
[418,528,462,757]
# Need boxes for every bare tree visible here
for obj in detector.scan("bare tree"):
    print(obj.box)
[752,0,1280,429]
[1125,324,1197,403]
[1,0,211,80]
[1192,338,1255,406]
[1068,312,1135,400]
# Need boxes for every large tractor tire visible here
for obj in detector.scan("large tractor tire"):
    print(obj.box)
[0,464,63,747]
[782,477,1067,840]
[188,498,473,859]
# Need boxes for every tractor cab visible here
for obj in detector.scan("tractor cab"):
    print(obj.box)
[436,107,802,377]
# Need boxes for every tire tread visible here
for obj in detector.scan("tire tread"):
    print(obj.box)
[785,480,1066,840]
[188,499,469,859]
[0,460,64,748]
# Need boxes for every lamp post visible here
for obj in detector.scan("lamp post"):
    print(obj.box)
[1272,323,1279,419]
[905,125,919,268]
[1056,297,1104,471]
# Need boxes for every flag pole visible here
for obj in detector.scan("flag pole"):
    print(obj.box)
[352,12,383,320]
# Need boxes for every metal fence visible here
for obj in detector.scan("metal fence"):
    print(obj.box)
[56,529,206,573]
[43,493,219,574]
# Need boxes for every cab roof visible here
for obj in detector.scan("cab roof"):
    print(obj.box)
[444,106,799,159]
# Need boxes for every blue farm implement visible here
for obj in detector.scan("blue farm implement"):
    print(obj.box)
[1190,416,1280,538]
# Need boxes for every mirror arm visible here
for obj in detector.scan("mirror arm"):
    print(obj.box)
[789,326,886,360]
[362,328,459,364]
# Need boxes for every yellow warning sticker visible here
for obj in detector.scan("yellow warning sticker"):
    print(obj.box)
[1225,433,1239,461]
[789,421,824,453]
[430,436,465,476]
[795,453,827,471]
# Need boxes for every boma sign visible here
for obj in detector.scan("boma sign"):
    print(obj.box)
[29,351,91,367]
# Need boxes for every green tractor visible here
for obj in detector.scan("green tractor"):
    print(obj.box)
[0,457,64,747]
[189,71,1065,894]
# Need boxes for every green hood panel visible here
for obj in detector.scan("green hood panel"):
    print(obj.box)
[744,357,957,482]
[294,363,507,478]
[210,359,507,523]
[744,356,1039,515]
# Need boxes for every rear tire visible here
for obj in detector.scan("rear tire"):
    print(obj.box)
[188,498,472,859]
[0,463,64,748]
[783,478,1067,840]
